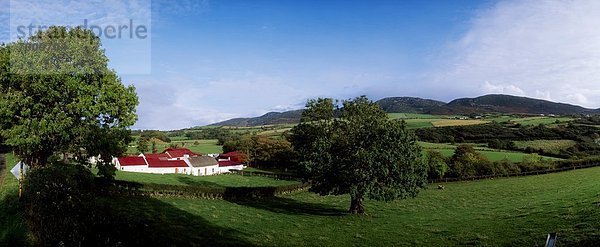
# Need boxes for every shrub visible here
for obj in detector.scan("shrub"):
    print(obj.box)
[23,163,96,246]
[425,150,448,179]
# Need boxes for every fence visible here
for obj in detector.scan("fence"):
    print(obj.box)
[429,161,600,184]
[229,169,301,181]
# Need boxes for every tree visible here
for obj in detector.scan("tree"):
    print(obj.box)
[425,150,448,180]
[0,27,138,178]
[448,144,489,178]
[151,141,158,154]
[290,96,427,214]
[222,134,292,168]
[137,138,149,154]
[300,98,335,122]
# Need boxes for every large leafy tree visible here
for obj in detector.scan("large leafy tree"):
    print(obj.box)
[0,27,138,178]
[290,96,427,214]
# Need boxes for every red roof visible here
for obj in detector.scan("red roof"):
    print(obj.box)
[144,153,170,160]
[118,156,147,166]
[146,158,189,168]
[219,151,247,163]
[220,151,244,157]
[163,148,200,158]
[218,160,242,167]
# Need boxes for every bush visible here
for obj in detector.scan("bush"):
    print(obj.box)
[23,163,96,246]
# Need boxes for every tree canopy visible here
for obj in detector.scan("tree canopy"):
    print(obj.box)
[290,96,427,214]
[0,27,138,178]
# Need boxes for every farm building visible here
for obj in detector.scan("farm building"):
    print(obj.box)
[188,156,220,176]
[114,148,245,176]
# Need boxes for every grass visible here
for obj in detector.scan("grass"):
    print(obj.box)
[127,139,223,155]
[3,152,599,246]
[510,117,575,126]
[514,140,577,153]
[387,113,443,119]
[139,167,600,246]
[431,119,490,127]
[420,142,559,162]
[114,170,299,188]
[0,153,29,246]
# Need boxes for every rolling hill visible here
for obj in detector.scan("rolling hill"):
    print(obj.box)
[431,94,598,115]
[208,94,600,127]
[376,97,446,113]
[208,110,303,127]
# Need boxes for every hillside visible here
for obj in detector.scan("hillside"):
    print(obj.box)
[376,97,446,113]
[207,94,600,127]
[209,110,303,127]
[432,94,597,115]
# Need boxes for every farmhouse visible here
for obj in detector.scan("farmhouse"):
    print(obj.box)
[114,148,245,176]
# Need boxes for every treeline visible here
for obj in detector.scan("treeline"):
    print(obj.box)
[222,134,294,169]
[415,123,599,143]
[132,130,172,143]
[574,116,600,125]
[424,144,600,180]
[416,123,600,158]
[183,128,236,145]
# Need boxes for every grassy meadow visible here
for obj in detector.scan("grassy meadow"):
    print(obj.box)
[0,153,29,245]
[510,116,575,126]
[127,138,223,155]
[420,142,560,162]
[514,140,577,154]
[118,166,600,246]
[114,170,299,188]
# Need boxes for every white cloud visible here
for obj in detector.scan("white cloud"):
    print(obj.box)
[130,73,307,130]
[434,0,600,108]
[480,81,525,96]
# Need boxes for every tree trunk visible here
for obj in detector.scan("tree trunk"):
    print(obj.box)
[349,196,365,214]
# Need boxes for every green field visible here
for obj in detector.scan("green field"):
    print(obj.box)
[3,153,599,246]
[387,113,442,119]
[421,142,559,162]
[114,170,299,188]
[510,116,575,126]
[127,139,223,155]
[0,153,29,245]
[113,166,600,246]
[514,140,577,153]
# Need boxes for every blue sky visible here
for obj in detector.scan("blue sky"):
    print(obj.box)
[3,0,600,130]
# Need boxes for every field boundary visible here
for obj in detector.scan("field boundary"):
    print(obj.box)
[229,170,300,181]
[430,162,600,183]
[96,179,310,200]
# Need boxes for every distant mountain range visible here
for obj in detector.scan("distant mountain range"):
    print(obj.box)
[208,94,600,127]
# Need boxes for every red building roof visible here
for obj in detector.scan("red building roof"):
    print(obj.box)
[163,148,200,158]
[144,153,170,160]
[146,158,189,168]
[118,156,147,166]
[218,151,247,163]
[220,151,244,157]
[218,160,242,167]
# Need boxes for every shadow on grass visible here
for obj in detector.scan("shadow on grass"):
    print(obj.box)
[0,153,29,246]
[177,176,223,188]
[98,195,254,247]
[227,196,347,216]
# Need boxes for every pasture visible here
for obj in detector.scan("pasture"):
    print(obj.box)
[127,139,223,155]
[514,140,577,154]
[430,119,490,127]
[0,154,29,245]
[510,116,574,126]
[420,142,559,162]
[114,170,299,188]
[124,166,600,246]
